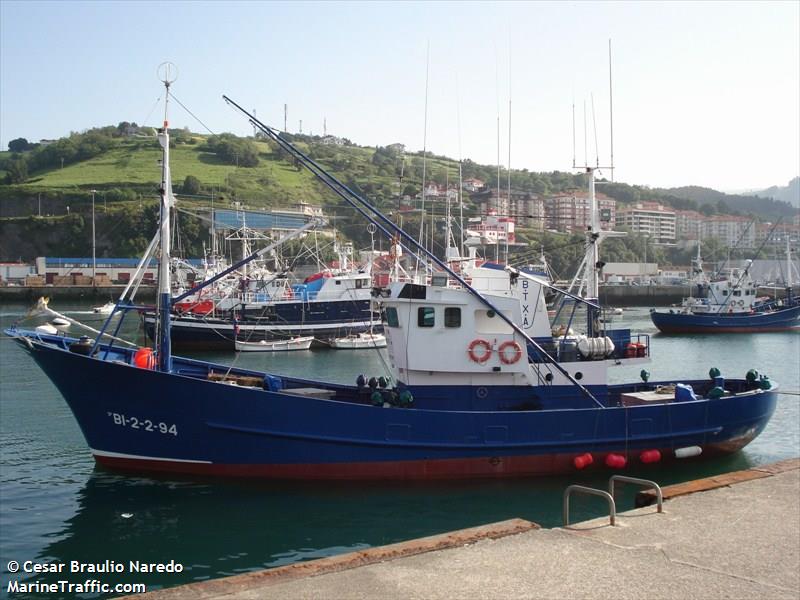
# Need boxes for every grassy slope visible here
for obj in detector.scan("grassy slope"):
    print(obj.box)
[7,137,461,206]
[8,139,338,208]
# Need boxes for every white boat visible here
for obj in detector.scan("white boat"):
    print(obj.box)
[234,336,314,352]
[50,317,70,327]
[330,332,387,349]
[93,301,116,314]
[35,323,59,335]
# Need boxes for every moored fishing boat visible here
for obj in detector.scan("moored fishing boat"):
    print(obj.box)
[650,242,800,333]
[143,226,379,350]
[1,77,780,480]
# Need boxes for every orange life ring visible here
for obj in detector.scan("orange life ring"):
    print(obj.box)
[467,339,493,364]
[498,340,523,365]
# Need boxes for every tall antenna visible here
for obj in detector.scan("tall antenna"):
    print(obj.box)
[456,72,465,258]
[608,39,615,182]
[323,117,327,137]
[583,100,588,168]
[283,104,287,133]
[299,119,302,134]
[572,95,576,169]
[416,41,430,277]
[495,45,501,262]
[591,93,599,168]
[507,37,512,264]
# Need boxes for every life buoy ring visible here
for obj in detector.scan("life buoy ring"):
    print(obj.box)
[497,340,523,365]
[737,300,744,307]
[467,339,493,364]
[285,288,294,300]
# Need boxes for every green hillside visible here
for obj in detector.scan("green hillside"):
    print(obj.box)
[1,126,795,268]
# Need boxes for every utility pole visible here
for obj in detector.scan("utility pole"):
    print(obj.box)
[324,117,327,137]
[90,189,97,284]
[38,192,41,216]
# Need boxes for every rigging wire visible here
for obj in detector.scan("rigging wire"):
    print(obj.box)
[140,96,162,129]
[168,91,217,136]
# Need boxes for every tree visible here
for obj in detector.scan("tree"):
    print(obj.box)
[8,138,30,152]
[5,159,28,184]
[182,175,201,195]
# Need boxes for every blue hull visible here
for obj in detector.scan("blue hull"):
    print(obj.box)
[145,298,379,349]
[10,330,779,480]
[650,305,800,333]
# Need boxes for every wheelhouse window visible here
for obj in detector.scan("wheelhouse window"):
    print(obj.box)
[444,307,461,328]
[418,307,435,328]
[385,307,400,328]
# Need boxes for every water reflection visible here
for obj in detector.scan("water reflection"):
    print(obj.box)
[16,450,759,598]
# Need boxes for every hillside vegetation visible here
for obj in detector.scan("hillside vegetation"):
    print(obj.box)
[1,126,796,271]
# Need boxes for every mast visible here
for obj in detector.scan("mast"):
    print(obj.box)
[156,62,177,373]
[587,167,599,299]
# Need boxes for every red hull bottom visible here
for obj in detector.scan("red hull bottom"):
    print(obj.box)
[93,442,745,480]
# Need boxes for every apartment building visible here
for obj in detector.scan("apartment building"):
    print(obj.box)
[543,190,616,234]
[616,201,676,244]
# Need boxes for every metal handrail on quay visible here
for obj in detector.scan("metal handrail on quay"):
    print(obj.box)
[563,476,663,527]
[563,486,617,527]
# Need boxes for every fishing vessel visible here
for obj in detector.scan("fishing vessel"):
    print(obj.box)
[3,76,779,480]
[143,223,379,349]
[650,242,800,333]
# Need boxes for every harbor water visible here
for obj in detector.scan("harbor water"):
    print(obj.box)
[1,302,798,598]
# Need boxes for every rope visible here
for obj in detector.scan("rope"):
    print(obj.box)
[168,91,216,135]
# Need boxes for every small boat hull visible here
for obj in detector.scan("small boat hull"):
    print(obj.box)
[330,333,387,349]
[235,336,314,352]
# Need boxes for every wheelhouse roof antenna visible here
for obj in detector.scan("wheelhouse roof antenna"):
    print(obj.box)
[609,39,615,182]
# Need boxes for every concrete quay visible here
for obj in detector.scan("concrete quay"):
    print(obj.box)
[136,458,799,600]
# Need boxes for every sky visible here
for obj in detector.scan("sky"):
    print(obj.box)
[1,1,798,192]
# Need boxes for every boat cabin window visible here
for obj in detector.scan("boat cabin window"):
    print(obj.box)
[444,307,461,328]
[385,307,400,328]
[355,279,363,289]
[474,309,512,334]
[722,290,728,296]
[418,307,435,328]
[733,290,741,297]
[398,284,427,299]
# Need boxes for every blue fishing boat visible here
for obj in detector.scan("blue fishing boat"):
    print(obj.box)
[2,77,779,480]
[143,222,379,349]
[650,243,800,334]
